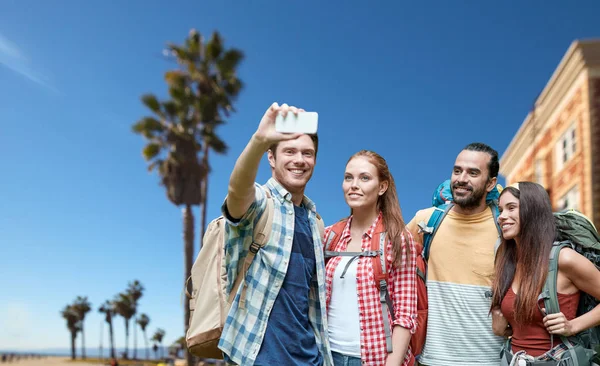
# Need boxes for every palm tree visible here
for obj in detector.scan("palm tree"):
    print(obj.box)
[71,296,91,359]
[134,30,243,366]
[136,313,150,360]
[98,301,116,359]
[164,29,243,245]
[151,339,158,360]
[126,280,144,359]
[133,80,200,358]
[151,329,166,359]
[60,305,79,360]
[113,293,135,359]
[152,344,159,360]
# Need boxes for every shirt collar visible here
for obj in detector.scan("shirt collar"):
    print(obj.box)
[266,177,316,212]
[364,211,383,238]
[341,211,383,240]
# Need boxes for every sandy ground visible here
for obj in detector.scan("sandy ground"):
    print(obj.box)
[2,357,99,366]
[3,356,199,366]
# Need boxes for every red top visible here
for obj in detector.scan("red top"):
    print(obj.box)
[501,288,580,356]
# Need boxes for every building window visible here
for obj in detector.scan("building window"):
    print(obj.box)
[555,123,576,172]
[557,185,579,211]
[535,159,544,186]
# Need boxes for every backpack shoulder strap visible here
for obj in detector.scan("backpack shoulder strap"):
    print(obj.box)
[315,213,325,240]
[489,202,503,255]
[540,241,578,358]
[232,187,275,307]
[253,188,274,246]
[418,203,454,261]
[541,241,570,315]
[370,220,388,281]
[370,221,395,353]
[324,220,349,256]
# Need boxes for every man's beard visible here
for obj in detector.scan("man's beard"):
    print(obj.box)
[451,182,487,209]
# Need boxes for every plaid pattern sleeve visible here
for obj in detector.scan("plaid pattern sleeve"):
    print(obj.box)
[219,178,333,366]
[221,183,267,295]
[325,213,418,365]
[387,229,418,366]
[388,229,417,332]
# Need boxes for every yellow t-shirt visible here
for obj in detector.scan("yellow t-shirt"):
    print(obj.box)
[407,207,498,286]
[406,206,503,366]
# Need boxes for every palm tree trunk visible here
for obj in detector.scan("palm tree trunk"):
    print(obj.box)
[124,319,130,359]
[199,147,209,249]
[201,187,208,242]
[81,322,86,359]
[70,332,76,360]
[144,330,149,360]
[99,319,103,360]
[183,204,195,366]
[109,320,115,359]
[133,315,137,360]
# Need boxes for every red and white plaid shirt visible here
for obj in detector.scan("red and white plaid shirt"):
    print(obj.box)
[324,213,417,365]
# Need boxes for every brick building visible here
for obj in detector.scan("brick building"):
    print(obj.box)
[499,39,600,229]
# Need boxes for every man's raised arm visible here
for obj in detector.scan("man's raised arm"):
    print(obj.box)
[226,102,302,218]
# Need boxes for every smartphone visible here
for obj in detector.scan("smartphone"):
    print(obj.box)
[275,112,319,134]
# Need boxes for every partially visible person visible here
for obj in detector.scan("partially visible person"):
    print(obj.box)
[220,103,332,365]
[324,150,417,366]
[491,182,600,364]
[406,142,504,366]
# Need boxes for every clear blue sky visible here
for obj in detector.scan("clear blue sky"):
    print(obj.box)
[1,0,599,353]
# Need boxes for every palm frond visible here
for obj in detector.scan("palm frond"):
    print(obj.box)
[207,136,227,154]
[223,78,243,98]
[206,32,223,61]
[132,117,165,139]
[126,280,144,303]
[141,94,162,115]
[167,45,189,63]
[147,159,163,172]
[142,143,162,161]
[164,70,186,87]
[218,49,244,77]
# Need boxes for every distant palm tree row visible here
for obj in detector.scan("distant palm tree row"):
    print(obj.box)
[61,280,166,361]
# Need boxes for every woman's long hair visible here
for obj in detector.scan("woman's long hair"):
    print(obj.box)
[490,182,555,323]
[347,150,410,267]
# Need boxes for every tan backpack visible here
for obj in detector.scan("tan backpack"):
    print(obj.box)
[185,188,326,359]
[185,191,275,359]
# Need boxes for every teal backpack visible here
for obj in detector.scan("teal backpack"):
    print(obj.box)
[539,209,600,365]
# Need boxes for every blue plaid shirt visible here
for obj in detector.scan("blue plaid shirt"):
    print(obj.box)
[219,178,333,366]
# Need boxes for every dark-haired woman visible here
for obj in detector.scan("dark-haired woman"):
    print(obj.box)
[490,182,600,364]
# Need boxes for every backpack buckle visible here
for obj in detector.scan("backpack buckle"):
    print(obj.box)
[417,221,433,235]
[379,279,388,291]
[249,242,260,254]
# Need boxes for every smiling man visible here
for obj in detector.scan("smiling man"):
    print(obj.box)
[406,142,505,366]
[219,102,333,366]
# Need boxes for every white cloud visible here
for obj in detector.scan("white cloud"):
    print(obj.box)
[0,32,59,93]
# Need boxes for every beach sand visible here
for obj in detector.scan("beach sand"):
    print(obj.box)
[4,356,98,366]
[5,356,210,366]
